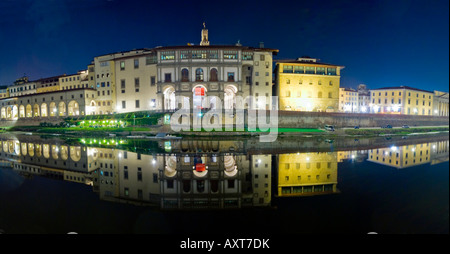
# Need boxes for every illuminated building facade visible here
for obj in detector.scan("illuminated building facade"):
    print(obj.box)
[369,86,434,115]
[91,53,117,115]
[339,87,359,112]
[1,25,448,119]
[432,91,449,116]
[0,88,97,119]
[156,25,278,112]
[275,57,343,112]
[114,49,158,113]
[0,86,8,99]
[357,84,371,113]
[9,76,36,97]
[59,70,90,91]
[35,75,63,94]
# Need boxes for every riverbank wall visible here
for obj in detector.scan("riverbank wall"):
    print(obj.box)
[1,111,448,129]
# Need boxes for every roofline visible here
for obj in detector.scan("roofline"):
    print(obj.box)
[0,88,96,101]
[371,86,434,94]
[153,44,279,53]
[274,59,344,68]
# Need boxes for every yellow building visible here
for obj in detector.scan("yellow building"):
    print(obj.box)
[277,152,338,196]
[276,57,344,112]
[59,70,89,91]
[369,86,434,115]
[35,75,62,94]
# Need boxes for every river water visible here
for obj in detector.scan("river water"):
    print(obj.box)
[0,133,448,234]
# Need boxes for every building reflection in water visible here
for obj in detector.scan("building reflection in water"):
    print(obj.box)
[277,152,338,196]
[0,136,448,209]
[367,140,449,169]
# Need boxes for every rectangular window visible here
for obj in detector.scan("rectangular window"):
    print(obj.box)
[122,101,126,109]
[135,100,140,108]
[305,66,315,74]
[227,72,235,82]
[124,167,128,179]
[137,167,142,181]
[120,61,125,71]
[121,79,125,89]
[151,76,156,86]
[161,51,175,60]
[146,54,157,65]
[294,66,304,73]
[180,50,191,59]
[283,65,293,73]
[135,78,140,92]
[327,68,336,75]
[192,50,207,59]
[134,59,139,69]
[242,52,253,60]
[208,50,218,59]
[165,73,172,82]
[316,67,326,75]
[223,51,238,59]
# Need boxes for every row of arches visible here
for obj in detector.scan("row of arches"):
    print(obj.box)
[163,84,238,111]
[181,68,218,82]
[163,155,238,178]
[0,100,81,120]
[1,141,82,161]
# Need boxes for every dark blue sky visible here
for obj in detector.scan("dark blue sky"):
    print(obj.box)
[0,0,448,92]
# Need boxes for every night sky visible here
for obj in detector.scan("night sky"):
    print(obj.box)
[0,0,448,92]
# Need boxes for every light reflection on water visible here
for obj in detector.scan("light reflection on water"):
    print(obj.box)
[0,134,448,234]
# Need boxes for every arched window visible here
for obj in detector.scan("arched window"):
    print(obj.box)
[210,68,218,81]
[195,68,204,81]
[181,68,189,82]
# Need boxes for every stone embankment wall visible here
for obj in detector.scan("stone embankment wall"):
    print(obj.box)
[273,111,449,128]
[0,117,65,128]
[0,111,448,128]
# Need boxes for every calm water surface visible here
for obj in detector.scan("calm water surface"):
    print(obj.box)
[0,134,448,234]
